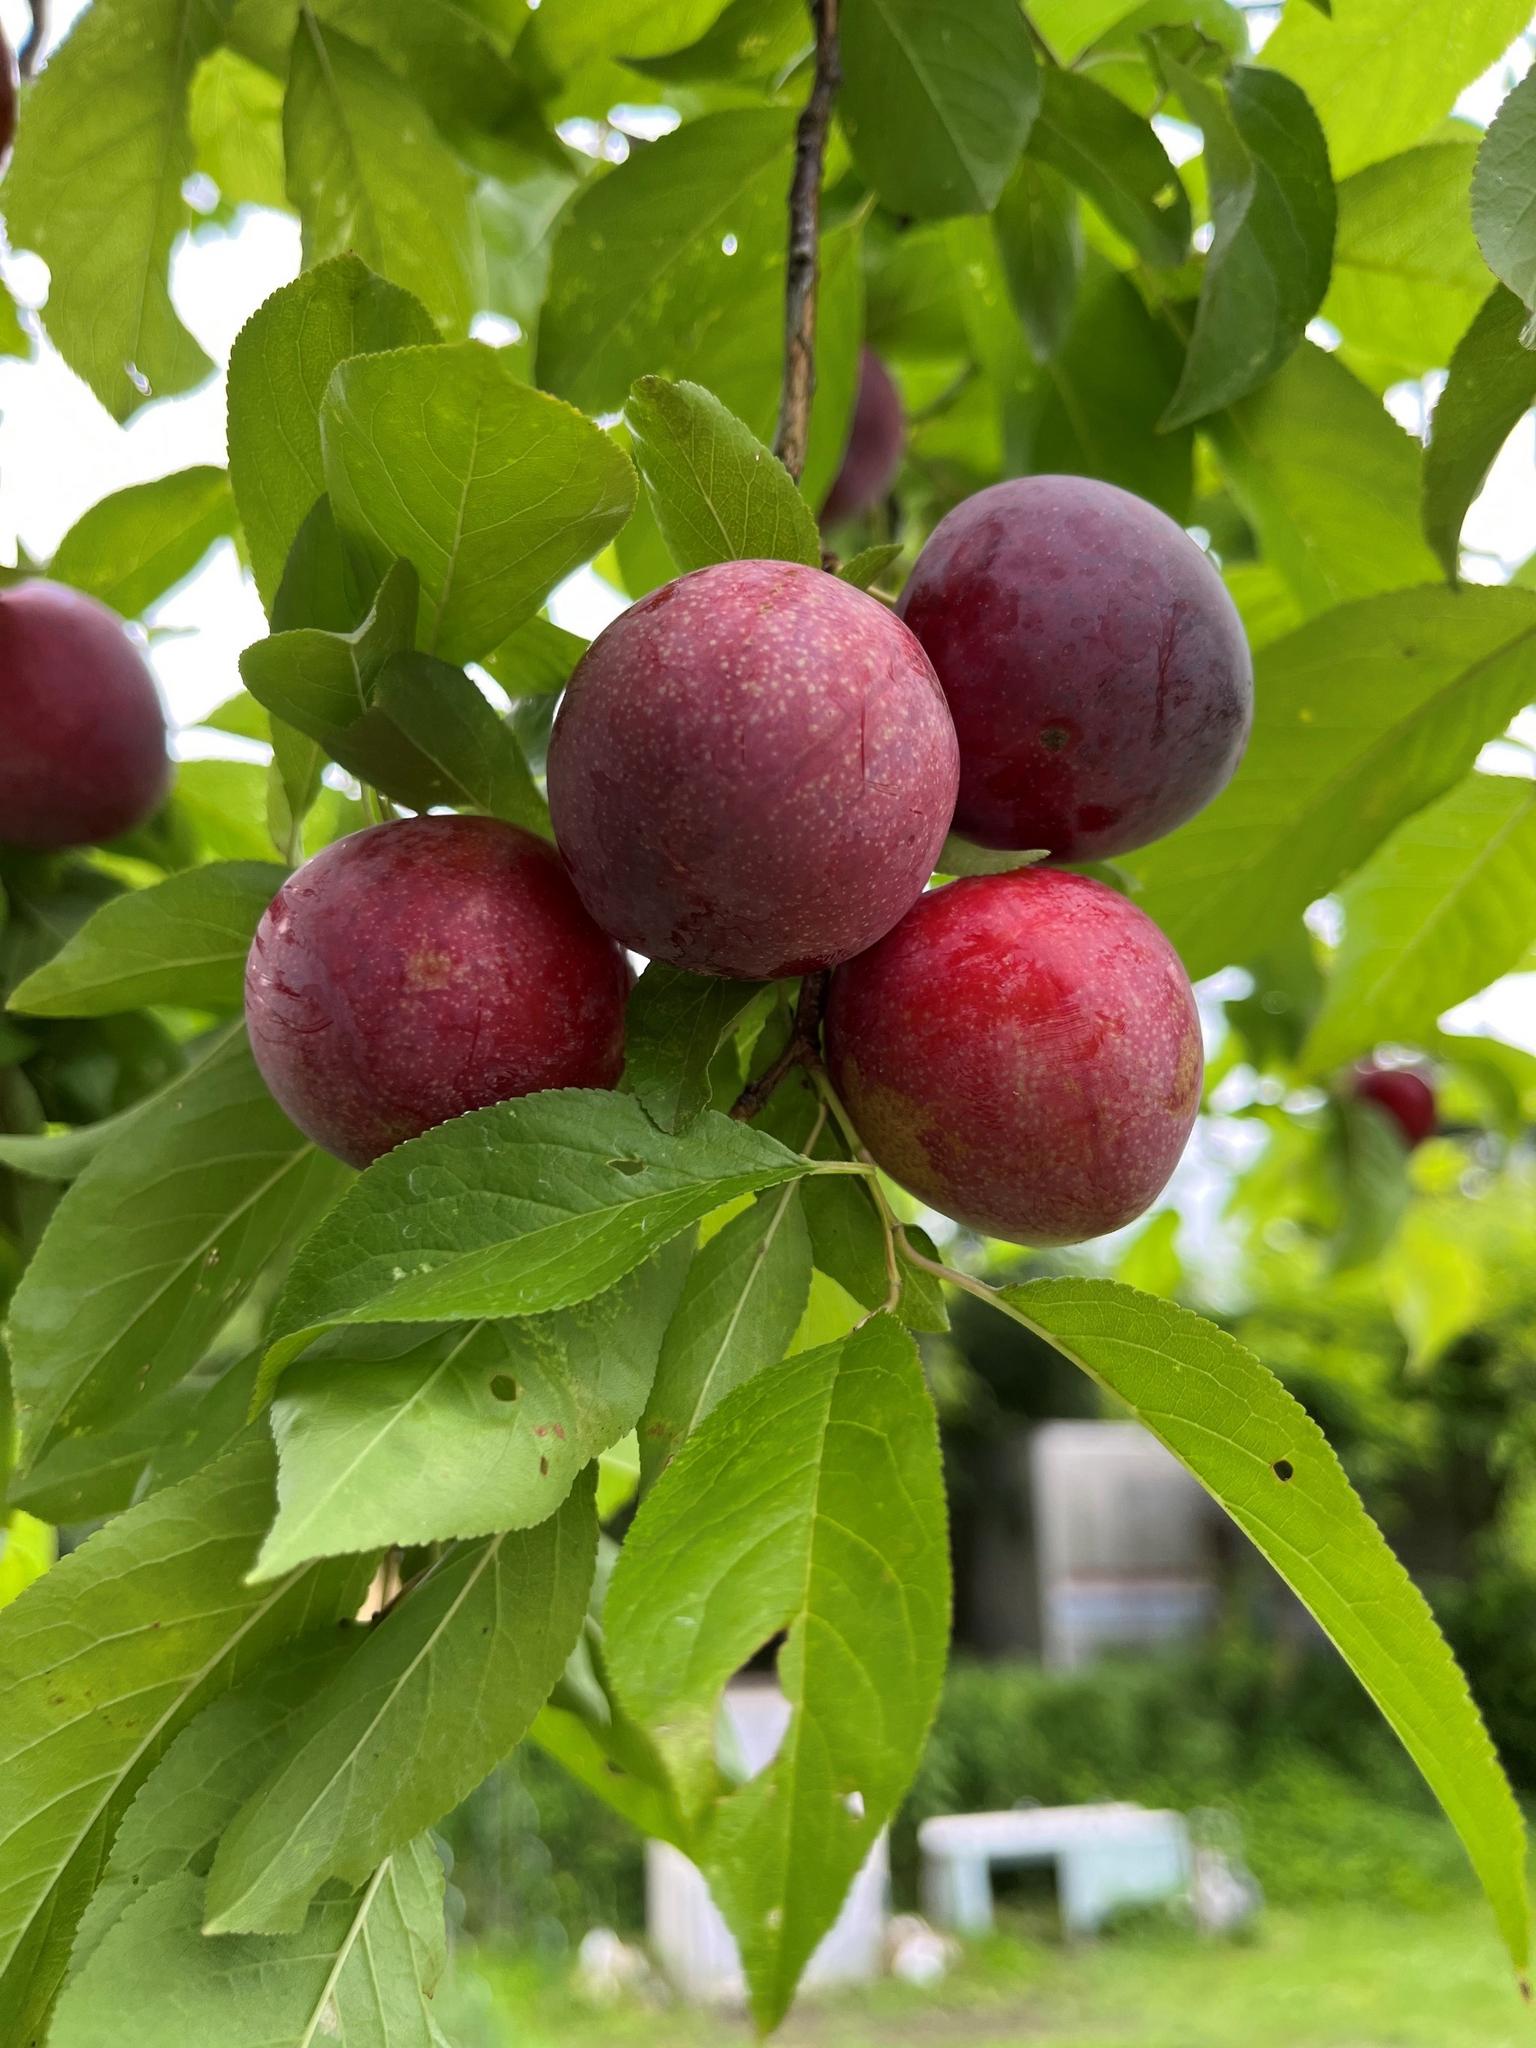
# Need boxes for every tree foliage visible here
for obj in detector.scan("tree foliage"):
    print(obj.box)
[2,1,1535,2040]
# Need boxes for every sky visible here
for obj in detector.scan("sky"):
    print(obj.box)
[0,0,1533,1080]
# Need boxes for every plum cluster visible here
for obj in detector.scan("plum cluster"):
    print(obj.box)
[0,473,1261,1247]
[243,475,1253,1245]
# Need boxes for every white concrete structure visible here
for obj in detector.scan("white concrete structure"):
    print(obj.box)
[1030,1421,1219,1667]
[919,1803,1191,1938]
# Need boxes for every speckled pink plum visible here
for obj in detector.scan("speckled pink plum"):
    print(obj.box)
[898,475,1253,859]
[826,867,1203,1246]
[822,348,906,527]
[0,580,171,849]
[1354,1063,1436,1149]
[245,815,631,1167]
[547,559,959,980]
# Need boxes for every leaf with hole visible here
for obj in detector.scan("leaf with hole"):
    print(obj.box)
[256,1240,692,1575]
[995,1275,1529,1981]
[260,1091,837,1394]
[608,1315,949,2032]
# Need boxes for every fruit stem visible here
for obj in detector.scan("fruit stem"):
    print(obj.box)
[895,1229,1001,1316]
[774,0,841,483]
[730,968,830,1118]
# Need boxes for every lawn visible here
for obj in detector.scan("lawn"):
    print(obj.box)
[440,1900,1529,2048]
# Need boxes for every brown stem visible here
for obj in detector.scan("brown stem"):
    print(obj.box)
[19,0,43,77]
[731,969,830,1119]
[774,0,841,483]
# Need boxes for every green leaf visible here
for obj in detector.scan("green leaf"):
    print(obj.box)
[282,12,479,335]
[322,340,636,664]
[1324,141,1489,390]
[530,0,726,69]
[625,965,769,1134]
[607,1317,949,2032]
[1028,65,1190,268]
[188,45,288,211]
[70,1631,353,1969]
[937,835,1048,877]
[625,0,811,85]
[372,653,550,836]
[991,158,1082,360]
[1302,773,1536,1073]
[52,1849,447,2048]
[8,863,282,1018]
[206,1474,596,1933]
[538,109,794,418]
[994,1274,1529,1979]
[798,1177,950,1335]
[2,0,226,419]
[1028,258,1193,518]
[0,1023,241,1186]
[255,1241,691,1575]
[7,1029,347,1459]
[6,1352,259,1524]
[540,123,863,510]
[481,615,588,698]
[227,255,437,615]
[0,1439,368,2035]
[1423,287,1536,579]
[626,377,820,573]
[1472,64,1536,328]
[0,1512,53,1610]
[836,542,904,591]
[49,468,235,621]
[1160,65,1335,430]
[638,1187,812,1486]
[261,1091,837,1391]
[1130,585,1536,979]
[1263,0,1533,177]
[1328,1091,1412,1271]
[838,0,1038,219]
[1206,342,1438,617]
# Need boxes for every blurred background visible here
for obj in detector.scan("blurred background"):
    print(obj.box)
[4,1,1536,2042]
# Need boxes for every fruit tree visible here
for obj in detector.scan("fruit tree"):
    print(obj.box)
[1,0,1535,2040]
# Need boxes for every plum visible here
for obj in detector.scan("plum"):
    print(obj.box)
[0,580,171,850]
[245,814,631,1167]
[1354,1062,1436,1149]
[826,866,1203,1246]
[821,348,905,527]
[547,559,958,980]
[0,30,16,166]
[898,475,1252,858]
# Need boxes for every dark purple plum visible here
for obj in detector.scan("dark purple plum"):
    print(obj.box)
[0,580,170,850]
[898,475,1252,859]
[245,815,630,1167]
[547,559,958,980]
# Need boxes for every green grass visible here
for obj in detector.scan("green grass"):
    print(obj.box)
[440,1899,1530,2048]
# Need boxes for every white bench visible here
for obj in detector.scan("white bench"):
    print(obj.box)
[918,1803,1190,1938]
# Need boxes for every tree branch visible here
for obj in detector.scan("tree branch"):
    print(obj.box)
[774,0,841,484]
[730,969,830,1119]
[19,0,44,77]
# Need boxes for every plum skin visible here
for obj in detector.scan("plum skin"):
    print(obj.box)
[822,348,905,527]
[1354,1063,1436,1149]
[898,475,1253,860]
[245,815,631,1168]
[547,559,959,981]
[826,867,1203,1247]
[0,580,171,850]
